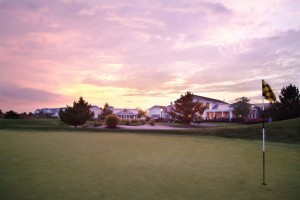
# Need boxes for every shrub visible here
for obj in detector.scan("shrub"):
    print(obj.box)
[174,119,182,123]
[82,123,89,128]
[230,117,245,123]
[244,118,268,124]
[94,121,102,127]
[131,119,138,124]
[105,114,119,128]
[204,118,231,123]
[155,117,164,122]
[120,119,130,125]
[149,120,155,126]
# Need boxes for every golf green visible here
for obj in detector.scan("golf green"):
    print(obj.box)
[0,130,299,199]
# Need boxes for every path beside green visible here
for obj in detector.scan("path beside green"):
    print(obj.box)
[0,130,299,199]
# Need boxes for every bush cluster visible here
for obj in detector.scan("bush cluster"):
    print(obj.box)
[204,118,231,123]
[120,119,146,126]
[94,121,102,127]
[243,118,268,124]
[105,114,119,128]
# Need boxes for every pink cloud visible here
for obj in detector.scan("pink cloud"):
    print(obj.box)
[0,0,299,112]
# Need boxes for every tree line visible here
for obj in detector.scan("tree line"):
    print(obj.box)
[1,83,298,127]
[0,110,35,119]
[58,97,148,128]
[230,84,300,121]
[168,83,300,124]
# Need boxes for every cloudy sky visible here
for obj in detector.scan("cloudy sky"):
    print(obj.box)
[0,0,299,113]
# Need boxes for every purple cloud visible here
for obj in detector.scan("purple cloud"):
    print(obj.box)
[0,0,299,112]
[0,82,65,103]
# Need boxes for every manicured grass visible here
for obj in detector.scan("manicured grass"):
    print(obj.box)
[0,130,299,200]
[0,119,68,129]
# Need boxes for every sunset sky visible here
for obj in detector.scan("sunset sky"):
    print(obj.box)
[1,0,300,113]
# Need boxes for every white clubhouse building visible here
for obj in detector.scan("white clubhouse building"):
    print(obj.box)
[34,94,261,121]
[148,95,260,121]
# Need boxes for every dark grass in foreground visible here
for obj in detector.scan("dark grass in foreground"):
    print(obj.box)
[0,130,300,200]
[0,119,68,129]
[0,118,299,143]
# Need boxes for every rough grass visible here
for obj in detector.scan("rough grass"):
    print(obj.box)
[197,118,300,143]
[0,118,299,143]
[0,130,299,200]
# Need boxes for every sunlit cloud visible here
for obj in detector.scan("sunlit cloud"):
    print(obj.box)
[0,0,299,112]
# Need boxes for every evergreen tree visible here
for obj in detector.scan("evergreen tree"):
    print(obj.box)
[266,84,300,120]
[98,103,113,121]
[168,91,205,124]
[231,97,251,118]
[59,97,94,128]
[4,110,20,119]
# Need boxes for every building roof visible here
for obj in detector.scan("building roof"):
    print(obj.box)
[165,104,175,112]
[91,105,101,109]
[113,108,138,115]
[193,95,228,104]
[251,103,268,109]
[211,104,233,111]
[148,105,167,110]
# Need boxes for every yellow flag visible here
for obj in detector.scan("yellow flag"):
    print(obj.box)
[262,80,276,102]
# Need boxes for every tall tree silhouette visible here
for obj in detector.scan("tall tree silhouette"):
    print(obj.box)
[266,84,300,120]
[59,97,94,128]
[168,91,205,124]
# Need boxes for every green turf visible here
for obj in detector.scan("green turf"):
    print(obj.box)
[0,130,299,200]
[0,118,68,129]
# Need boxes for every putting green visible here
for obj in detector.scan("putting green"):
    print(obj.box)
[0,130,299,199]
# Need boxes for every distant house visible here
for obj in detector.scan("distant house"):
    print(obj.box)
[249,104,264,118]
[148,105,165,119]
[34,106,101,119]
[148,95,234,121]
[34,106,141,120]
[149,95,265,121]
[192,95,234,120]
[148,105,173,120]
[34,108,65,118]
[112,108,139,120]
[90,106,102,119]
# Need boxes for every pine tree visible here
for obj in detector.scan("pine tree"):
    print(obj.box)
[59,97,94,128]
[168,91,205,124]
[231,97,251,118]
[266,84,300,120]
[98,103,113,121]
